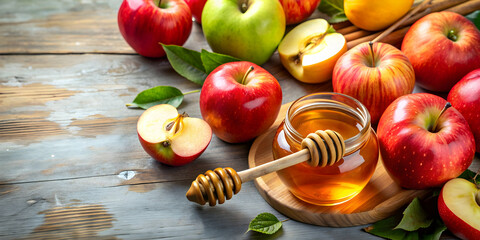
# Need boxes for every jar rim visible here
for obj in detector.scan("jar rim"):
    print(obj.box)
[284,92,371,154]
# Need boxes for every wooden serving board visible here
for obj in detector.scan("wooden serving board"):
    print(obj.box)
[248,103,430,227]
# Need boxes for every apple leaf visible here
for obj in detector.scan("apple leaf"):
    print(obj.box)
[364,215,409,240]
[329,13,348,24]
[421,220,447,240]
[458,169,480,185]
[365,197,446,240]
[247,212,283,235]
[126,86,184,109]
[318,0,347,23]
[394,198,433,231]
[162,44,207,85]
[201,49,241,74]
[466,10,480,30]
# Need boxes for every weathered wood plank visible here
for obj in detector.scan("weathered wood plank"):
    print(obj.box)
[0,53,329,186]
[0,175,382,240]
[0,0,131,54]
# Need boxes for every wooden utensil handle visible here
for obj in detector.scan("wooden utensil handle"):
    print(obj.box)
[186,130,345,206]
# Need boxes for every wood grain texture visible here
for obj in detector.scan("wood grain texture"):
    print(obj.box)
[0,0,478,239]
[248,104,430,227]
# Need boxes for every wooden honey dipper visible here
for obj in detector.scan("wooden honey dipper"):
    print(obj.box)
[186,130,346,206]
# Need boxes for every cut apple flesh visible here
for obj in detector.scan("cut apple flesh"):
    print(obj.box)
[137,104,178,144]
[442,178,480,230]
[137,104,212,158]
[170,117,211,157]
[278,19,347,84]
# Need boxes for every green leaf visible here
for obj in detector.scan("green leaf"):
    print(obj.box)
[364,215,408,240]
[126,86,184,109]
[365,197,446,240]
[458,169,480,185]
[162,44,207,85]
[318,0,344,16]
[200,49,241,74]
[329,13,348,23]
[395,198,433,231]
[318,0,347,23]
[421,219,447,240]
[247,213,283,235]
[466,10,480,30]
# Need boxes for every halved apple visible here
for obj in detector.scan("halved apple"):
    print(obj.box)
[278,19,347,84]
[137,104,212,166]
[438,178,480,240]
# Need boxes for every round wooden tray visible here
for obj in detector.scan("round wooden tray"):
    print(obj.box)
[248,103,430,227]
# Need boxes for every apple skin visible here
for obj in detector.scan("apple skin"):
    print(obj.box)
[118,0,192,57]
[200,61,282,143]
[377,93,475,189]
[438,178,480,240]
[332,42,415,125]
[279,0,321,25]
[137,104,212,166]
[138,131,208,166]
[448,68,480,152]
[184,0,206,24]
[401,11,480,92]
[201,0,285,65]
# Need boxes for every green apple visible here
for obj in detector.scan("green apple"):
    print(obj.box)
[201,0,285,65]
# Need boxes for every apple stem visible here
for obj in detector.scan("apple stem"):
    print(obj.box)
[240,0,249,13]
[241,66,254,85]
[447,29,458,42]
[431,102,452,132]
[153,0,162,8]
[473,168,480,189]
[183,89,201,95]
[368,42,375,67]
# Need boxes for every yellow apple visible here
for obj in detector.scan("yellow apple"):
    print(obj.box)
[278,19,347,84]
[344,0,413,31]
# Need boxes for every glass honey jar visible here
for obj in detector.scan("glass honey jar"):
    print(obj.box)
[272,92,379,206]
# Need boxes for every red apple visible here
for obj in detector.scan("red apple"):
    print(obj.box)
[401,11,480,92]
[200,61,282,143]
[448,68,480,152]
[137,104,212,166]
[438,178,480,240]
[332,42,415,125]
[118,0,192,57]
[279,0,321,25]
[184,0,206,24]
[377,93,475,189]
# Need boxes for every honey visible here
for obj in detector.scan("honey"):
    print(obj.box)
[272,93,379,206]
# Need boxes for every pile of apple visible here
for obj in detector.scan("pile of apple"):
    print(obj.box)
[119,0,480,238]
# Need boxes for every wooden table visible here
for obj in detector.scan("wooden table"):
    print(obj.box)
[1,1,478,239]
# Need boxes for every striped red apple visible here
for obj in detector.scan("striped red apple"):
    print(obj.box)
[279,0,321,25]
[332,42,415,125]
